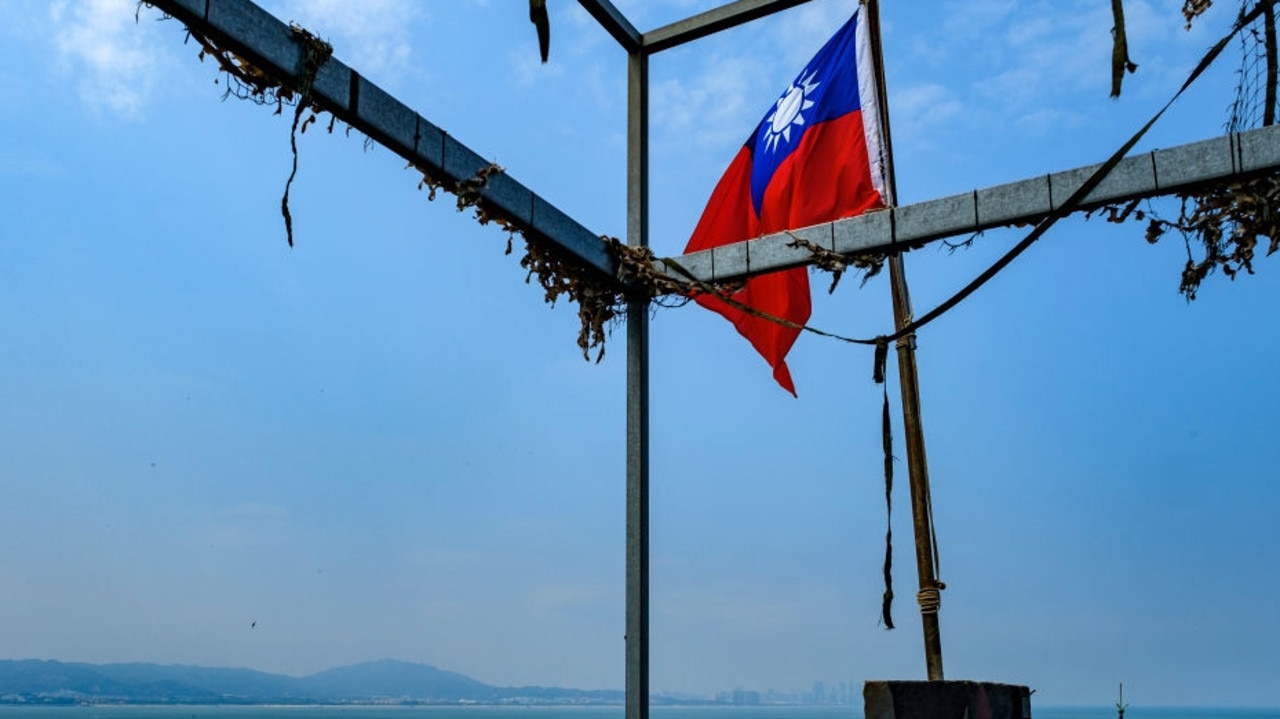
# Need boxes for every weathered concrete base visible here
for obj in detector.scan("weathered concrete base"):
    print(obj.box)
[864,681,1032,719]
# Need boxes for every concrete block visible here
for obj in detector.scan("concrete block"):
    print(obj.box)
[1049,154,1157,210]
[833,209,892,254]
[1236,124,1280,174]
[976,176,1050,226]
[668,249,714,283]
[896,192,977,244]
[864,680,1032,719]
[748,233,812,275]
[712,241,749,282]
[788,222,836,251]
[1154,135,1234,190]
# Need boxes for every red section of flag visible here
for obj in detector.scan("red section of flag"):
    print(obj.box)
[684,108,883,395]
[759,109,883,231]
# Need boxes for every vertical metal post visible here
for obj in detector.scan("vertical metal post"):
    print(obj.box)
[625,47,650,719]
[866,0,945,681]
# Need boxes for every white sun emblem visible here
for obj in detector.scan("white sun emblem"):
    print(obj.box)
[763,71,820,153]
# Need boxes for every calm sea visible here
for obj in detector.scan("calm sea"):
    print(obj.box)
[0,705,1277,719]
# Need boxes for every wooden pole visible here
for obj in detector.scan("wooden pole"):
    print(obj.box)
[865,0,946,681]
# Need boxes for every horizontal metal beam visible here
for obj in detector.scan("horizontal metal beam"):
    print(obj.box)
[643,0,818,54]
[661,123,1280,284]
[578,0,642,53]
[149,0,618,280]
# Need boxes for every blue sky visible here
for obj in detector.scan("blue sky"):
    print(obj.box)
[1,0,1278,708]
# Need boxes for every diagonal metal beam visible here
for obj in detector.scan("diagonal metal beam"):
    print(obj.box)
[149,0,618,280]
[578,0,642,53]
[643,0,819,54]
[660,124,1280,284]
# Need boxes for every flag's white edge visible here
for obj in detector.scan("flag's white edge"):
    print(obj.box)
[855,6,891,206]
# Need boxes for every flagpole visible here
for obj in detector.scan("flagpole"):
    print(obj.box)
[865,0,946,682]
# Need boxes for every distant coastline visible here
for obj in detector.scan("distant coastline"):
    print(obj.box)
[0,659,855,708]
[0,658,625,707]
[4,661,1276,714]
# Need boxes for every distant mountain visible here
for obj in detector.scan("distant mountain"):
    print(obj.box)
[0,658,624,705]
[298,659,497,702]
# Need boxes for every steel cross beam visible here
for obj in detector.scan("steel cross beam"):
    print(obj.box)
[577,0,642,53]
[644,0,819,53]
[661,124,1280,284]
[578,0,819,54]
[150,0,618,280]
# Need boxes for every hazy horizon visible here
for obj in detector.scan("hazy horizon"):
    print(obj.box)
[2,656,1278,710]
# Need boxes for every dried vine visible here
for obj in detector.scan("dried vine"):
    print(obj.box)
[406,158,636,363]
[520,239,625,362]
[281,26,334,248]
[1102,174,1280,298]
[417,156,884,362]
[1100,0,1279,299]
[787,235,886,293]
[184,21,334,247]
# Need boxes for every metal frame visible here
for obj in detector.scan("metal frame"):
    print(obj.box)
[154,0,618,279]
[142,0,1280,716]
[594,4,823,716]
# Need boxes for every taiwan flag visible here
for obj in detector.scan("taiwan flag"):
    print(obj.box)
[684,8,886,396]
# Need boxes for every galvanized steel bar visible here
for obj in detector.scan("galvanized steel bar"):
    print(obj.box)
[643,0,819,54]
[148,0,618,280]
[578,0,643,52]
[624,47,651,719]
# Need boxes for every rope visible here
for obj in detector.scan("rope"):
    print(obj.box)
[662,257,879,346]
[916,585,943,615]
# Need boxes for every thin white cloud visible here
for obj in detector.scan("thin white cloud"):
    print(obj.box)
[648,1,879,157]
[775,0,860,68]
[510,43,565,87]
[890,0,1212,139]
[937,0,1018,43]
[270,0,419,87]
[50,0,161,118]
[0,151,67,179]
[890,81,964,141]
[652,54,765,155]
